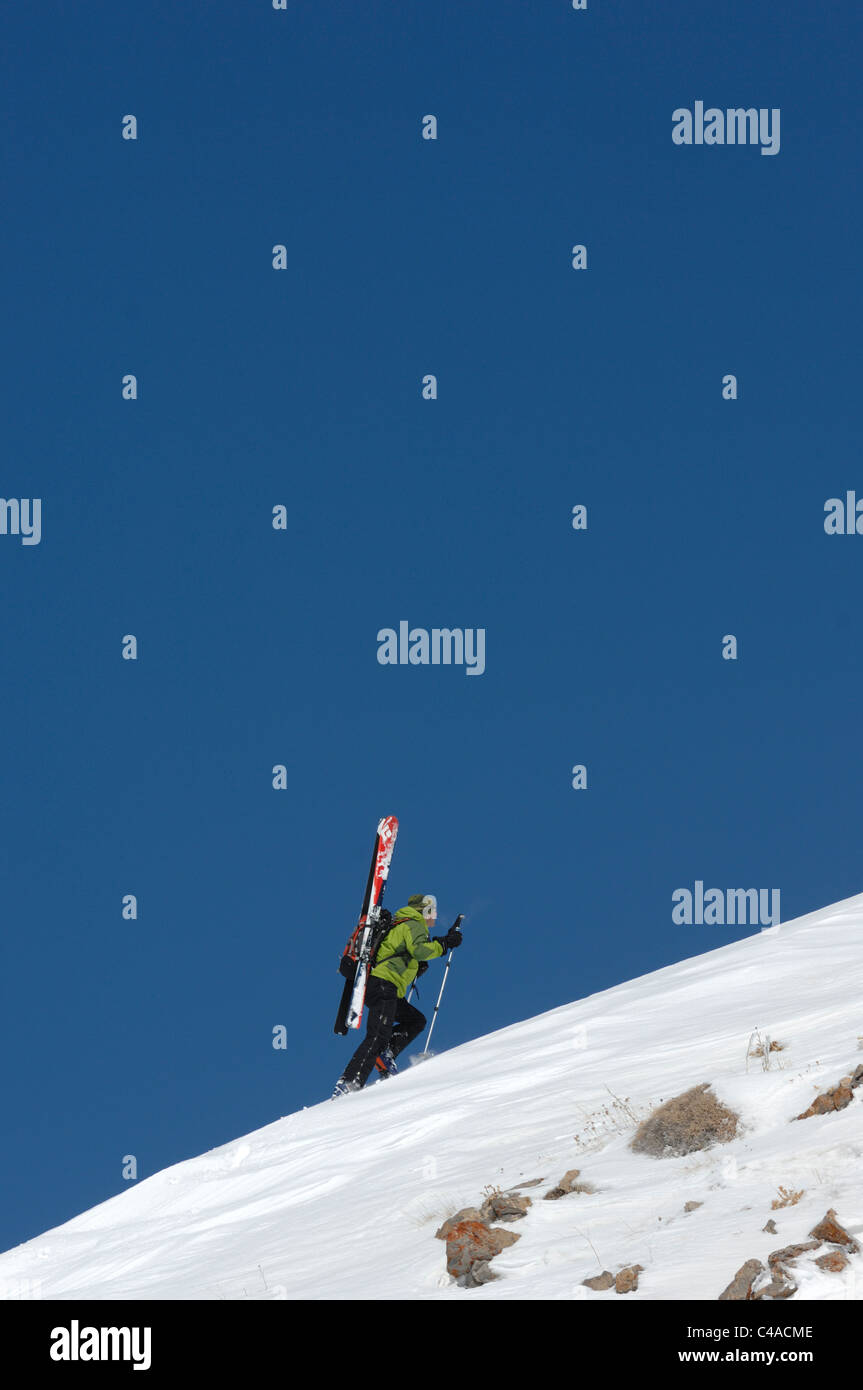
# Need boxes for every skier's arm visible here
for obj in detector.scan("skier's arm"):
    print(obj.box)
[407,921,445,962]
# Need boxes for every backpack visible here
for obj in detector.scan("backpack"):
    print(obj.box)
[338,908,394,981]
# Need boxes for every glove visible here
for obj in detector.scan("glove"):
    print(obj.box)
[416,960,429,977]
[434,926,463,952]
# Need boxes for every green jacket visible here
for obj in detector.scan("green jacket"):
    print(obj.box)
[371,905,444,997]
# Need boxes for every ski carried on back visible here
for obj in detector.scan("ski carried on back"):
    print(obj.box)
[333,815,399,1035]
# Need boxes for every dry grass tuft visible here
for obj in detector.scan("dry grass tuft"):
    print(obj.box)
[630,1083,739,1159]
[771,1186,804,1210]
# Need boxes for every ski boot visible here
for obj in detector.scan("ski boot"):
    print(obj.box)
[373,1047,398,1080]
[331,1078,361,1099]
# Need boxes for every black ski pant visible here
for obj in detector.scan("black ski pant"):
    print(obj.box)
[340,975,426,1089]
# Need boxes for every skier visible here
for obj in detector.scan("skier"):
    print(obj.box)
[332,894,463,1097]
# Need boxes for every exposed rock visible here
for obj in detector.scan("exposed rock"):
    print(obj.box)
[756,1237,825,1298]
[808,1209,860,1253]
[480,1191,532,1223]
[796,1068,862,1119]
[511,1178,544,1189]
[767,1240,820,1267]
[815,1248,849,1273]
[684,1201,703,1213]
[542,1169,581,1201]
[465,1260,497,1286]
[762,1219,778,1235]
[582,1271,615,1291]
[444,1220,520,1281]
[543,1169,594,1200]
[798,1094,834,1118]
[719,1259,765,1301]
[753,1267,797,1300]
[435,1207,484,1240]
[615,1264,643,1294]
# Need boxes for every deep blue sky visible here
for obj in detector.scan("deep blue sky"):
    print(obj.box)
[2,0,861,1253]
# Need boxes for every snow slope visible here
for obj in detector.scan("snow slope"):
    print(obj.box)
[3,894,863,1301]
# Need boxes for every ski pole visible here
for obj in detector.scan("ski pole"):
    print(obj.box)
[422,915,464,1054]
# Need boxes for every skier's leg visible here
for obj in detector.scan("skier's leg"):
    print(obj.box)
[387,997,427,1060]
[339,977,398,1089]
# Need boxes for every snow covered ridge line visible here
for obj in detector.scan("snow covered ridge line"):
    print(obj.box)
[672,882,780,927]
[50,1321,151,1371]
[672,103,780,156]
[377,622,486,676]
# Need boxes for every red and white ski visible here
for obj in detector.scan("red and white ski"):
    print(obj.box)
[333,816,399,1034]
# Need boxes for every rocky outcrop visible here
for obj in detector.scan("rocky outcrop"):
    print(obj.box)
[808,1209,860,1252]
[753,1266,797,1300]
[615,1264,643,1294]
[719,1259,765,1301]
[543,1168,594,1199]
[582,1271,615,1291]
[435,1207,485,1240]
[436,1186,534,1240]
[437,1182,534,1287]
[795,1064,863,1120]
[815,1248,849,1273]
[581,1265,644,1294]
[480,1191,532,1223]
[768,1240,820,1267]
[719,1210,858,1299]
[445,1219,521,1286]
